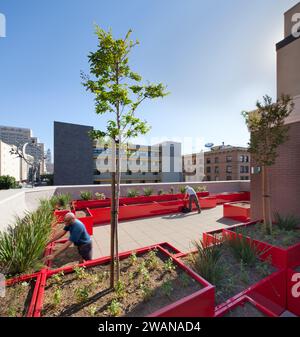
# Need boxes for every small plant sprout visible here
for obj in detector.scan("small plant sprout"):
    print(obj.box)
[74,266,88,280]
[51,271,64,284]
[143,187,153,196]
[53,287,62,307]
[130,251,138,265]
[107,299,122,317]
[127,189,139,198]
[94,192,106,200]
[146,249,159,269]
[162,280,173,298]
[164,258,176,272]
[74,285,90,303]
[140,283,153,301]
[7,307,17,317]
[114,280,126,299]
[88,305,98,317]
[80,191,93,200]
[179,273,190,288]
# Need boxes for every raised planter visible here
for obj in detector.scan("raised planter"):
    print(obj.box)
[54,209,70,222]
[178,239,285,315]
[34,244,215,317]
[223,201,250,222]
[2,272,42,317]
[215,295,278,317]
[213,191,250,205]
[223,222,300,269]
[72,192,210,211]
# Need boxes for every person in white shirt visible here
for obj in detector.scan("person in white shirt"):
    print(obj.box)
[184,185,201,213]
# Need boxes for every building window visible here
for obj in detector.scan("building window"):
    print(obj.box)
[240,155,245,162]
[206,175,211,181]
[226,156,232,162]
[206,166,211,173]
[244,166,249,173]
[215,166,219,174]
[226,166,232,173]
[245,155,249,162]
[206,158,211,164]
[215,157,219,163]
[240,166,245,173]
[226,176,232,180]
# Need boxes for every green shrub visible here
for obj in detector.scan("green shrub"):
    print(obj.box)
[143,188,153,196]
[94,192,106,200]
[274,212,299,231]
[80,191,93,200]
[0,175,18,190]
[225,233,259,266]
[195,185,207,192]
[127,189,139,197]
[0,200,54,275]
[179,186,186,194]
[191,240,223,285]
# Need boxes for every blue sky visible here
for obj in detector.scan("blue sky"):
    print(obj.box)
[0,0,298,156]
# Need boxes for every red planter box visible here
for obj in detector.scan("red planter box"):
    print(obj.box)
[223,222,300,269]
[215,295,278,317]
[34,244,215,317]
[202,229,225,248]
[5,272,42,317]
[72,192,210,211]
[54,209,70,222]
[223,202,250,222]
[287,267,300,316]
[213,191,250,204]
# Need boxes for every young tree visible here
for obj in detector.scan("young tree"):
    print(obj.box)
[82,26,168,287]
[242,95,294,233]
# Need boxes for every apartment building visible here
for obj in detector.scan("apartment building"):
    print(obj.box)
[0,125,46,175]
[204,144,250,181]
[54,121,183,185]
[251,3,300,219]
[182,152,205,182]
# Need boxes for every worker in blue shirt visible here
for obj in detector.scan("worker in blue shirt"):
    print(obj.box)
[45,212,92,263]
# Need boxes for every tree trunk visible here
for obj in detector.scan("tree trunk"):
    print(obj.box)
[110,171,116,288]
[115,142,121,281]
[265,166,273,234]
[261,166,267,232]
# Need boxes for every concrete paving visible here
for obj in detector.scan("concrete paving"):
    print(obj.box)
[91,205,241,258]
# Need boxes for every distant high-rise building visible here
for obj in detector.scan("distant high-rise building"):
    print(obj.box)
[45,148,54,174]
[0,125,46,176]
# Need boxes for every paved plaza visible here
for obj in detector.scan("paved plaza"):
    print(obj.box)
[91,205,241,258]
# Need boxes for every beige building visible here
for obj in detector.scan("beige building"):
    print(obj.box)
[182,152,205,182]
[251,3,300,220]
[204,145,250,181]
[0,140,29,182]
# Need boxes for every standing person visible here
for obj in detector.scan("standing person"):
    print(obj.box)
[45,212,92,263]
[184,185,201,213]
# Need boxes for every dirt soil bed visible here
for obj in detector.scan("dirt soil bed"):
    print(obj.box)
[234,223,300,248]
[75,210,90,218]
[0,279,36,317]
[51,245,82,269]
[223,302,266,317]
[230,202,250,208]
[181,244,275,305]
[42,250,202,317]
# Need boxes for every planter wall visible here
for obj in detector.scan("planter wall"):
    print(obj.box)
[34,244,215,317]
[215,295,278,317]
[213,191,250,205]
[72,192,210,211]
[5,272,42,317]
[223,222,300,269]
[223,202,250,222]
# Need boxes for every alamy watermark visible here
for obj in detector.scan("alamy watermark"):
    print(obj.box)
[0,273,5,298]
[291,13,300,38]
[0,12,6,38]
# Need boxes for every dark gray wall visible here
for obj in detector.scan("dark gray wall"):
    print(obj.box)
[54,121,94,185]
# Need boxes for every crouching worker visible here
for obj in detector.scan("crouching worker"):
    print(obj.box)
[184,185,201,214]
[45,212,92,263]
